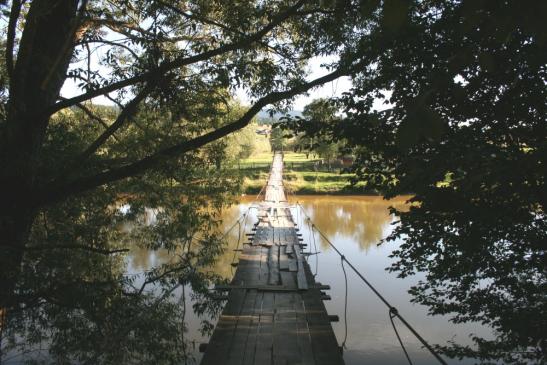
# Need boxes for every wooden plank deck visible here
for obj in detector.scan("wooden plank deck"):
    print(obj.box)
[201,152,344,365]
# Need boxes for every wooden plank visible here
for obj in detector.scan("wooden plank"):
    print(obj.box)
[254,292,274,364]
[288,258,298,272]
[280,270,296,290]
[301,288,344,365]
[267,245,279,285]
[272,292,299,365]
[295,295,316,365]
[279,250,290,271]
[302,263,344,365]
[202,152,342,365]
[241,290,262,365]
[285,243,293,255]
[295,246,309,290]
[200,288,247,365]
[226,289,258,364]
[258,246,270,287]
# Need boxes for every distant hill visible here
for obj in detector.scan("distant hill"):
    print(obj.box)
[257,110,302,124]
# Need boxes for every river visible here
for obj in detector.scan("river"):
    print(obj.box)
[127,195,491,364]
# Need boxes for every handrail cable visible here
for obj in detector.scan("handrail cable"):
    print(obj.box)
[296,202,447,365]
[230,220,243,274]
[254,181,267,201]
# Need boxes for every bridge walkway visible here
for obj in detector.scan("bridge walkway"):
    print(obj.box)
[201,152,344,365]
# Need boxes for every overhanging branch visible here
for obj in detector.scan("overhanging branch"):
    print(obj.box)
[70,100,119,141]
[23,245,128,255]
[38,66,348,206]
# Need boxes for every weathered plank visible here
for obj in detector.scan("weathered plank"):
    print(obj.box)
[295,248,309,290]
[227,289,258,364]
[254,292,275,364]
[273,292,299,365]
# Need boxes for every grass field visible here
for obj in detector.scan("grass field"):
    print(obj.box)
[238,152,369,194]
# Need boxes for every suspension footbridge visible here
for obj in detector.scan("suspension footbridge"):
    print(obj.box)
[201,152,344,365]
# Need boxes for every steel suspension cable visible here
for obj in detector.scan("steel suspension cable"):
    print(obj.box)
[296,202,447,365]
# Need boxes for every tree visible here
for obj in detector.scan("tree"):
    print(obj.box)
[269,126,285,151]
[287,0,546,362]
[301,98,341,169]
[0,0,359,304]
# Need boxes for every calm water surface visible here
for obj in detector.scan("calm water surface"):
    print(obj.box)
[127,195,490,364]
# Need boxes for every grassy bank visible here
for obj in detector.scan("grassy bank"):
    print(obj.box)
[238,152,371,195]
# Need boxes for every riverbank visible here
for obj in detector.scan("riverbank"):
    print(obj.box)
[238,152,374,195]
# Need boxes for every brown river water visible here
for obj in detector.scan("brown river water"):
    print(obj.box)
[127,195,491,365]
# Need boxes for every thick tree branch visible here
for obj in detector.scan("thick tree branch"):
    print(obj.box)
[38,66,349,206]
[156,0,297,61]
[5,0,23,81]
[104,94,124,109]
[96,18,203,44]
[40,0,89,90]
[24,244,129,255]
[48,0,307,115]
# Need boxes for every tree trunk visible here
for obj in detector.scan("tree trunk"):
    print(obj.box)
[0,0,79,308]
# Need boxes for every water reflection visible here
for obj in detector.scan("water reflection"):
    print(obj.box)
[123,195,489,365]
[291,196,410,251]
[124,202,249,280]
[122,195,489,365]
[3,195,489,365]
[287,196,491,365]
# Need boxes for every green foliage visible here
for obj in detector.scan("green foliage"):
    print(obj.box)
[0,0,363,362]
[270,126,284,151]
[3,116,237,362]
[2,93,244,362]
[287,99,344,168]
[286,1,547,363]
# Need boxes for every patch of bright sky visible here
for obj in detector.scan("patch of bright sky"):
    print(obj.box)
[60,41,113,105]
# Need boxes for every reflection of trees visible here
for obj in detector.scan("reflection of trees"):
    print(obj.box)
[1,174,235,363]
[127,200,255,280]
[297,196,409,251]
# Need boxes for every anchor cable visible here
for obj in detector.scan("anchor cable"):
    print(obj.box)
[310,218,318,277]
[230,220,242,274]
[296,202,447,365]
[340,254,349,349]
[390,307,414,365]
